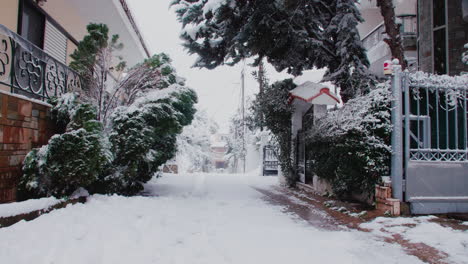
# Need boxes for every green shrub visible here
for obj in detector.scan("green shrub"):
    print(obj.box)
[18,94,110,199]
[306,83,392,197]
[97,85,197,195]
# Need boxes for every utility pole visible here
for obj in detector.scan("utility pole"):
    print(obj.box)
[241,64,246,174]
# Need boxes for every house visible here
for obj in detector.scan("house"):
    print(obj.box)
[357,0,418,77]
[417,0,468,75]
[288,81,340,184]
[210,134,228,171]
[358,0,468,76]
[0,0,150,203]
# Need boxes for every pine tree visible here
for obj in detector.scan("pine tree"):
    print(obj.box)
[323,0,372,102]
[250,79,296,186]
[70,23,126,122]
[171,0,370,101]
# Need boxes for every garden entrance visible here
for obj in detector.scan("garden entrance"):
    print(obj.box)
[391,70,468,214]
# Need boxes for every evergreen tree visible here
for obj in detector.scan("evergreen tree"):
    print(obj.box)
[18,94,110,199]
[171,0,370,101]
[69,23,126,121]
[250,79,296,186]
[323,0,372,102]
[103,85,198,195]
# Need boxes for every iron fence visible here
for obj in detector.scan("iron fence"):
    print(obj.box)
[0,24,81,101]
[403,73,468,162]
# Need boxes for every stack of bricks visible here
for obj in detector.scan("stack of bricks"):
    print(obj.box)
[0,92,55,203]
[375,182,401,216]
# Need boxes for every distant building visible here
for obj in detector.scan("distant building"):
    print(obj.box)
[210,134,228,170]
[0,0,150,203]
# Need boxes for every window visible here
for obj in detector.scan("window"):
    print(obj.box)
[20,0,46,48]
[432,0,447,74]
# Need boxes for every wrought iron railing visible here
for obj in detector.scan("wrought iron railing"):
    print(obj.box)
[403,72,468,162]
[0,24,81,101]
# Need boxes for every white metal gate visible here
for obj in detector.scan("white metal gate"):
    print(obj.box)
[391,68,468,214]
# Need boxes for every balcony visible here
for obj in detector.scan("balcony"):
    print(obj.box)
[362,15,417,51]
[361,15,417,76]
[0,24,81,101]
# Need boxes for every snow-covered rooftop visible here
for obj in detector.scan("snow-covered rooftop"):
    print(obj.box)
[289,81,340,105]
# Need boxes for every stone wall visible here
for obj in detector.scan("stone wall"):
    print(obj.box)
[0,92,54,203]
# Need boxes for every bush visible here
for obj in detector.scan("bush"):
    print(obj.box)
[99,84,197,195]
[18,94,110,199]
[250,79,296,186]
[306,83,392,197]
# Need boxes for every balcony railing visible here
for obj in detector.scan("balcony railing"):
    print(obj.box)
[362,15,417,51]
[0,24,81,101]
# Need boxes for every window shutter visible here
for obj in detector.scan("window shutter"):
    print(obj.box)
[43,20,67,64]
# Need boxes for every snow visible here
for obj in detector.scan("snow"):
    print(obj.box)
[361,216,468,264]
[289,81,339,105]
[408,71,468,89]
[0,173,424,264]
[0,197,62,218]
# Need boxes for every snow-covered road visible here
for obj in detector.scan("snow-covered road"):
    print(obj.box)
[0,173,424,264]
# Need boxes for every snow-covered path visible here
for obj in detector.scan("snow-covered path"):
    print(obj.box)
[0,173,424,264]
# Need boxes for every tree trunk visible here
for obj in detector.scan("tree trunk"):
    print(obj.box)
[376,0,407,70]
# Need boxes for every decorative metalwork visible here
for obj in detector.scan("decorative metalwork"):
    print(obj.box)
[14,45,44,95]
[403,72,468,162]
[0,24,81,101]
[0,34,11,82]
[66,70,82,91]
[45,55,66,97]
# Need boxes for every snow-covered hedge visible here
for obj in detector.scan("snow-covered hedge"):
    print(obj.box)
[18,85,197,199]
[104,84,197,195]
[306,83,392,197]
[19,94,110,199]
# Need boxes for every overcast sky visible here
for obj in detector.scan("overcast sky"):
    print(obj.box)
[126,0,323,131]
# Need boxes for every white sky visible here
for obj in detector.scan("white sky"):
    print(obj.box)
[126,0,323,131]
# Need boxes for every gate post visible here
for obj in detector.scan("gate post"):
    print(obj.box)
[391,60,404,201]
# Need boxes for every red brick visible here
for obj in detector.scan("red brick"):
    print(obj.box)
[18,100,32,117]
[3,126,32,144]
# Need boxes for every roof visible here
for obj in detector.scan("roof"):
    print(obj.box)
[119,0,151,58]
[289,81,340,105]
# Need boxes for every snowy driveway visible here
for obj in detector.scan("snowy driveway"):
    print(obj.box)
[0,173,424,264]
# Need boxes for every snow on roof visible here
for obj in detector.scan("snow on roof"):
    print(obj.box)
[289,81,340,105]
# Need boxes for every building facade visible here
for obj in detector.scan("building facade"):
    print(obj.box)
[358,0,418,77]
[418,0,468,75]
[0,0,150,203]
[358,0,468,77]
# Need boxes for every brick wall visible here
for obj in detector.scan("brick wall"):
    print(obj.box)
[0,92,55,203]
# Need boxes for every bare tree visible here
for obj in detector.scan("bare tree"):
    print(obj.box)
[376,0,407,69]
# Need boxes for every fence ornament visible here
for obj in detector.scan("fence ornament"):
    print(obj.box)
[0,24,82,100]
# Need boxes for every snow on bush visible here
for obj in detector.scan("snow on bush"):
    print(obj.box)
[176,109,218,173]
[306,83,392,197]
[19,93,110,199]
[105,84,197,195]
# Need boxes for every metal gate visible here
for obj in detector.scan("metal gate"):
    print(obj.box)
[296,130,306,183]
[263,145,278,176]
[391,68,468,214]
